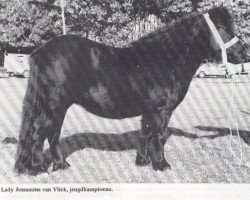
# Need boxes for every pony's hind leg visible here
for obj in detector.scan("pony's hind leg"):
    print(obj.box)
[44,94,71,172]
[31,91,70,174]
[30,112,51,174]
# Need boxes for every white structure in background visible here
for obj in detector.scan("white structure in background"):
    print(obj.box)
[196,62,230,78]
[0,67,8,78]
[4,53,30,78]
[233,62,250,75]
[196,61,250,78]
[132,14,162,41]
[61,0,66,35]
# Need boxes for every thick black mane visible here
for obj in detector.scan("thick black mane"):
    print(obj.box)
[135,12,200,44]
[133,6,232,45]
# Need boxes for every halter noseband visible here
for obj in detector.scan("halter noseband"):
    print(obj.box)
[203,13,239,65]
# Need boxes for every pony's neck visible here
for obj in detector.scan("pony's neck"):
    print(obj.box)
[183,15,216,78]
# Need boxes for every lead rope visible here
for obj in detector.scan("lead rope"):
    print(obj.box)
[227,75,243,166]
[203,13,250,168]
[228,75,250,169]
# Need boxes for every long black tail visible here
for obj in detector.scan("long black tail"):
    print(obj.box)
[14,53,45,174]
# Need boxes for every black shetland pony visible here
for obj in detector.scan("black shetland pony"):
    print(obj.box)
[15,7,250,174]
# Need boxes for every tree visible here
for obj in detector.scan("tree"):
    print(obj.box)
[0,0,135,47]
[0,0,249,48]
[131,0,199,23]
[64,0,134,46]
[0,0,62,47]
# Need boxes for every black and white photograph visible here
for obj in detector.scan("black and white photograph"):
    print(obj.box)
[0,0,250,199]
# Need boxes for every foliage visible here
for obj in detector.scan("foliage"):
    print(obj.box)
[0,0,62,47]
[0,0,249,48]
[0,0,135,47]
[64,0,134,46]
[131,0,199,23]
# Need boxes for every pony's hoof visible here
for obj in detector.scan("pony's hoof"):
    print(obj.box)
[152,159,171,171]
[14,162,27,174]
[29,164,47,176]
[52,160,70,171]
[135,154,151,166]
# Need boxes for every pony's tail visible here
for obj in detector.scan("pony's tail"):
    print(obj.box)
[14,53,44,174]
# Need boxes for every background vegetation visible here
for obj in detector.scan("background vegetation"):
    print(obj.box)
[0,0,249,48]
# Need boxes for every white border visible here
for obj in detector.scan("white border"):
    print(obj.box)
[1,184,250,200]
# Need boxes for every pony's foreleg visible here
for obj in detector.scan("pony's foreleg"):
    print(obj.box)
[149,109,172,171]
[135,114,153,166]
[47,131,70,172]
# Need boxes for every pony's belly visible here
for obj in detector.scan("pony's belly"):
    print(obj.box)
[81,83,142,119]
[83,100,141,119]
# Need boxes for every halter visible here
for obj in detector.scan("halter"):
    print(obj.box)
[203,13,239,65]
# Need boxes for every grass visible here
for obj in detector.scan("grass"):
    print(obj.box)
[0,77,250,183]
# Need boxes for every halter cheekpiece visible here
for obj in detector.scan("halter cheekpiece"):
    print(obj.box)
[203,13,239,65]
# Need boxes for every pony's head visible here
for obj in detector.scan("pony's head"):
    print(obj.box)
[196,7,250,64]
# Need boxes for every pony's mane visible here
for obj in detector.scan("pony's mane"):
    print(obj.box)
[208,6,234,31]
[132,6,232,45]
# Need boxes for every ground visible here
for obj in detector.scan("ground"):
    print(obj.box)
[0,76,250,183]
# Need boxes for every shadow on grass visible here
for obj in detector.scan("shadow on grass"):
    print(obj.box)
[43,126,250,167]
[43,130,140,166]
[241,110,250,116]
[194,126,250,145]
